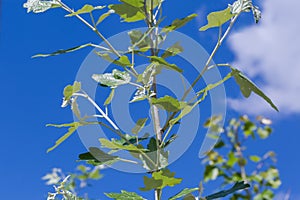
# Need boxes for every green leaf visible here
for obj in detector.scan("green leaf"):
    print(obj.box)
[162,42,184,58]
[92,69,131,88]
[249,155,261,162]
[152,169,182,188]
[227,151,238,167]
[66,4,103,17]
[46,122,80,153]
[109,3,145,22]
[63,81,81,101]
[79,147,118,166]
[140,169,182,191]
[96,10,113,25]
[32,43,97,58]
[203,165,219,182]
[169,188,199,200]
[105,190,145,200]
[23,0,61,13]
[151,95,185,112]
[132,118,148,135]
[128,30,151,52]
[104,89,115,105]
[121,0,144,8]
[162,14,197,32]
[140,176,163,191]
[205,181,250,200]
[200,7,233,31]
[149,56,183,73]
[99,138,148,152]
[231,68,279,111]
[257,127,272,139]
[96,52,131,67]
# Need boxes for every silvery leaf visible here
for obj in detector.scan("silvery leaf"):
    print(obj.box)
[23,0,60,13]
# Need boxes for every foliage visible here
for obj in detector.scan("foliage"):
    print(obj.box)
[202,116,281,199]
[24,0,279,199]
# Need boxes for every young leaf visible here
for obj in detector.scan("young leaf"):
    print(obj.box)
[162,42,184,58]
[32,43,98,58]
[66,4,103,17]
[79,147,118,166]
[149,56,183,73]
[92,69,131,88]
[200,7,233,31]
[96,10,113,25]
[104,89,115,105]
[162,14,197,33]
[23,0,61,13]
[105,190,145,200]
[132,118,148,135]
[63,81,81,101]
[205,181,250,200]
[169,188,199,200]
[109,3,145,22]
[151,95,185,112]
[46,122,80,153]
[231,68,279,111]
[95,52,131,67]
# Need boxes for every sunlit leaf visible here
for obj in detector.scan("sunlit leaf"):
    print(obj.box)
[92,69,131,88]
[65,4,105,17]
[162,14,197,32]
[109,3,145,22]
[63,81,81,101]
[140,169,182,191]
[249,155,261,163]
[200,7,233,31]
[95,52,131,67]
[23,0,61,13]
[105,190,145,200]
[97,10,114,25]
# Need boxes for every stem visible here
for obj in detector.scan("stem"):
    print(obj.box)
[59,2,121,57]
[73,92,119,130]
[161,14,240,133]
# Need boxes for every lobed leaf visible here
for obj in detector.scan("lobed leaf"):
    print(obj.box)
[79,147,118,166]
[96,52,131,67]
[99,138,148,152]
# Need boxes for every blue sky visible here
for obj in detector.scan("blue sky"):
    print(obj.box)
[0,0,300,199]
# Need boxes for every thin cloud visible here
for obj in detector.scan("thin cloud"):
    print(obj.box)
[228,0,300,115]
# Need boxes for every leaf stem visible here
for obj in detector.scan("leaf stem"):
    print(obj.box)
[59,1,121,57]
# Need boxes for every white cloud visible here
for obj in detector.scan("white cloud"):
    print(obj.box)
[228,0,300,115]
